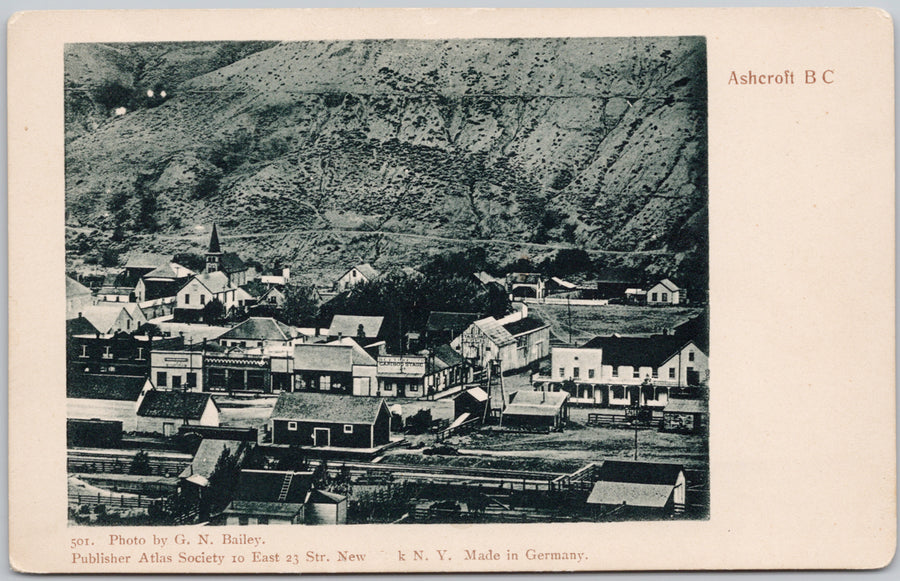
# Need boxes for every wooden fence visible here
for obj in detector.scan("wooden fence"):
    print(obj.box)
[68,492,160,509]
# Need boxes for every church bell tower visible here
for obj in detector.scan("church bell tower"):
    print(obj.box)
[206,223,222,273]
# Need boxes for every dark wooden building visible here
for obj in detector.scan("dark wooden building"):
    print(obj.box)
[269,393,391,449]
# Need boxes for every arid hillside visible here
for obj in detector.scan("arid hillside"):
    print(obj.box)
[65,38,707,284]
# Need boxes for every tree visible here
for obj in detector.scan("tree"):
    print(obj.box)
[172,252,206,273]
[281,283,320,326]
[129,451,152,475]
[202,298,226,324]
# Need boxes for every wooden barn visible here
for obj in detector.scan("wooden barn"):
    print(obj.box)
[269,393,391,449]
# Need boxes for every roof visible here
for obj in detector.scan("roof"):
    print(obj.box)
[208,224,222,254]
[178,439,245,481]
[674,311,709,353]
[67,374,148,401]
[270,392,386,424]
[140,279,182,300]
[652,278,680,292]
[125,253,170,269]
[596,460,684,486]
[549,277,578,289]
[136,390,216,421]
[457,386,488,403]
[664,399,708,415]
[220,252,247,274]
[507,390,569,409]
[219,317,294,342]
[144,263,178,279]
[502,317,548,336]
[223,500,305,518]
[191,271,232,295]
[472,317,515,347]
[306,489,346,504]
[472,271,502,285]
[328,314,384,338]
[66,276,92,298]
[67,316,99,334]
[326,337,378,366]
[81,305,128,333]
[240,280,269,298]
[507,272,542,285]
[426,311,481,333]
[350,263,380,280]
[432,344,465,368]
[293,344,354,372]
[586,481,675,508]
[579,335,699,368]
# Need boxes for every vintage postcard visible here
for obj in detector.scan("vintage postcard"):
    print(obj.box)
[7,7,895,573]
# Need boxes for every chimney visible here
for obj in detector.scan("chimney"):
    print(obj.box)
[282,267,290,280]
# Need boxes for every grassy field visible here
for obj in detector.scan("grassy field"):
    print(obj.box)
[529,303,704,344]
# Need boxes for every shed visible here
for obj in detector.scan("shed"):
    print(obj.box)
[304,489,348,525]
[663,399,708,433]
[587,460,686,517]
[500,390,569,430]
[135,390,219,435]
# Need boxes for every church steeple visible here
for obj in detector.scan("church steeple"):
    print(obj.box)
[206,223,223,273]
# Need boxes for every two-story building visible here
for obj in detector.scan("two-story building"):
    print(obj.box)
[175,271,239,321]
[68,331,183,377]
[451,308,550,374]
[291,342,378,396]
[534,335,709,408]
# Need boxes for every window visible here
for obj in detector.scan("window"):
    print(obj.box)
[172,375,182,389]
[163,422,175,437]
[238,517,249,526]
[652,369,659,379]
[287,421,298,431]
[669,368,676,379]
[102,346,113,360]
[186,372,197,388]
[184,294,190,305]
[200,295,206,305]
[688,351,695,362]
[157,372,167,387]
[320,375,331,391]
[126,319,130,330]
[80,345,88,358]
[343,424,353,434]
[588,369,595,379]
[633,368,640,378]
[257,516,269,525]
[573,367,580,379]
[612,367,619,378]
[662,293,668,302]
[409,384,418,392]
[651,293,658,302]
[558,367,565,378]
[136,347,145,360]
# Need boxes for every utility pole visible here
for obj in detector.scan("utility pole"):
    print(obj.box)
[567,296,573,345]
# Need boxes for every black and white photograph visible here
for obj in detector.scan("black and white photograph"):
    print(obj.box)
[62,36,709,527]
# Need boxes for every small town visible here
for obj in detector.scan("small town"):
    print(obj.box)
[66,223,709,526]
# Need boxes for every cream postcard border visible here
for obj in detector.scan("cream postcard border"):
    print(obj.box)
[8,7,896,573]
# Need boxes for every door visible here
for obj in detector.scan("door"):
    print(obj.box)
[163,422,175,437]
[172,375,182,390]
[313,428,330,447]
